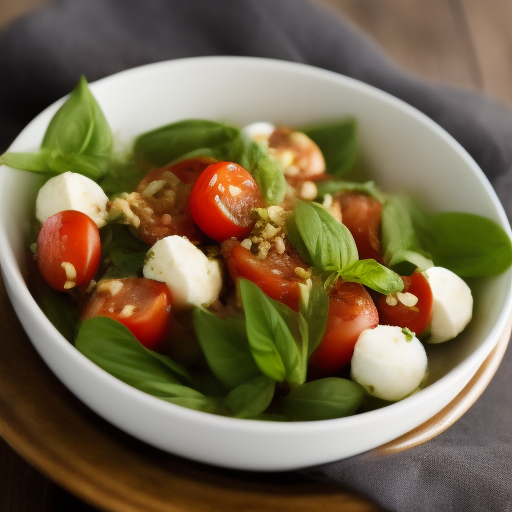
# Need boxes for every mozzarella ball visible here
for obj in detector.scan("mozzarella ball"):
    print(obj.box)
[143,235,222,309]
[35,171,109,228]
[242,122,275,142]
[351,325,428,402]
[423,267,473,344]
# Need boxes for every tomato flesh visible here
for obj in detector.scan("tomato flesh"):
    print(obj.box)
[132,157,215,245]
[82,277,173,351]
[376,271,433,336]
[337,193,383,262]
[223,241,307,311]
[37,210,101,292]
[309,281,379,376]
[189,161,262,242]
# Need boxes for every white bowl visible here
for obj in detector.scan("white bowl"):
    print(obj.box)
[1,57,511,471]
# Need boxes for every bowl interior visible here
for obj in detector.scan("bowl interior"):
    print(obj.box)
[1,57,510,470]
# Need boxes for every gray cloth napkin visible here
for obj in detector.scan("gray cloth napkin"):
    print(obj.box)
[1,1,512,511]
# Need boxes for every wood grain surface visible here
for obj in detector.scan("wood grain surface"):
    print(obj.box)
[1,1,511,511]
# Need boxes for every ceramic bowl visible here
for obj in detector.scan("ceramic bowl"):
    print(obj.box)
[0,57,511,471]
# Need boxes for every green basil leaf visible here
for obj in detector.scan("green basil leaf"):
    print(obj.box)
[339,259,404,295]
[161,390,219,413]
[0,150,54,174]
[0,150,108,180]
[132,119,239,167]
[192,308,262,390]
[288,201,358,271]
[282,377,366,421]
[76,317,191,393]
[98,158,148,196]
[315,180,385,203]
[427,213,512,277]
[228,135,286,205]
[240,279,304,385]
[100,224,148,279]
[299,279,329,358]
[381,196,434,274]
[42,76,113,158]
[299,117,357,177]
[47,151,108,180]
[223,375,275,419]
[39,291,78,342]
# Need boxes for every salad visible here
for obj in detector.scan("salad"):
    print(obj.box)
[2,77,511,422]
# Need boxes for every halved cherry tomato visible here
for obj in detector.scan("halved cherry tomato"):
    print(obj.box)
[188,162,262,242]
[82,277,172,351]
[131,157,215,245]
[337,193,383,262]
[222,240,307,311]
[268,127,325,182]
[36,210,101,292]
[308,281,379,377]
[376,271,433,336]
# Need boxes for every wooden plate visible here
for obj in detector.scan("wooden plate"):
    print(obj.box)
[0,272,509,512]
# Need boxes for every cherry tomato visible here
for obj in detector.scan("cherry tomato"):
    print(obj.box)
[337,193,383,262]
[82,277,173,351]
[134,157,215,245]
[36,210,101,292]
[223,240,307,311]
[376,271,433,336]
[267,127,325,182]
[308,281,379,377]
[188,162,262,242]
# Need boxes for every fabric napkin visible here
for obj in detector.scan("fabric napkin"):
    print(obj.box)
[1,1,512,511]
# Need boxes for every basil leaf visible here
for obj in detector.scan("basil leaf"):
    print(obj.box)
[192,308,261,390]
[1,149,109,181]
[299,279,329,358]
[42,76,113,158]
[0,151,54,174]
[76,317,191,391]
[133,119,239,167]
[98,158,147,196]
[427,213,512,277]
[282,377,366,421]
[161,389,219,413]
[227,135,286,205]
[299,118,357,177]
[288,201,358,271]
[381,196,434,274]
[315,180,385,203]
[223,375,275,419]
[240,279,304,385]
[100,224,148,279]
[39,291,78,342]
[339,259,404,295]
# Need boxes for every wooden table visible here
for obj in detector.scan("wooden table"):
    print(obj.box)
[1,1,511,510]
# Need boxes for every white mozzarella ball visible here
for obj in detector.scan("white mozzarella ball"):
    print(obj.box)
[143,235,222,309]
[423,266,473,344]
[351,325,428,402]
[242,122,275,142]
[35,171,109,228]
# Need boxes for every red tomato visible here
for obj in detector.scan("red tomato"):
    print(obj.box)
[82,277,173,351]
[223,241,307,311]
[337,193,383,262]
[188,161,262,242]
[308,281,379,377]
[36,210,101,292]
[376,271,433,336]
[134,157,215,245]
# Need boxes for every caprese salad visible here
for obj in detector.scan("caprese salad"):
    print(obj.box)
[3,77,511,421]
